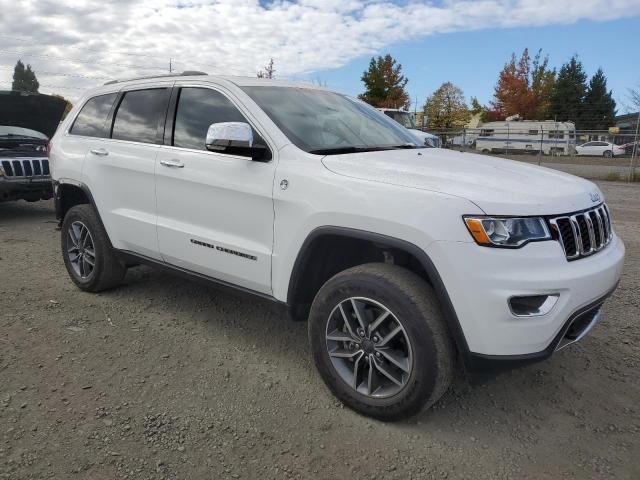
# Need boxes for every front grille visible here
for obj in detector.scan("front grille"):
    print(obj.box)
[1,158,50,178]
[550,204,612,260]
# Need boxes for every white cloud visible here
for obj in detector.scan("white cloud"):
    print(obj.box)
[0,0,637,99]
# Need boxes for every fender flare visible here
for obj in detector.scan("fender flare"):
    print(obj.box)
[286,226,471,359]
[54,180,105,231]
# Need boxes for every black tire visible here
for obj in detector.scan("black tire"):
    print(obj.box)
[603,150,612,158]
[61,204,126,292]
[308,263,454,421]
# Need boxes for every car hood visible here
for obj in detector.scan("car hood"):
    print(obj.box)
[321,148,602,216]
[0,90,67,139]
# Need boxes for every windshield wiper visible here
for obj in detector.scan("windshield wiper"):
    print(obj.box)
[390,144,419,149]
[309,144,418,155]
[308,146,381,155]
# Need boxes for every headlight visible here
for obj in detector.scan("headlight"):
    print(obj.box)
[463,216,551,248]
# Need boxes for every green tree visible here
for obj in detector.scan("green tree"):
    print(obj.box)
[257,58,275,79]
[582,68,616,130]
[423,82,471,130]
[530,49,556,119]
[358,54,410,110]
[549,55,587,126]
[470,96,488,122]
[12,60,39,93]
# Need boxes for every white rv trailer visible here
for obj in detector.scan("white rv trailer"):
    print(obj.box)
[474,120,576,155]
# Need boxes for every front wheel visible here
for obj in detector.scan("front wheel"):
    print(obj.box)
[308,263,454,421]
[603,150,613,158]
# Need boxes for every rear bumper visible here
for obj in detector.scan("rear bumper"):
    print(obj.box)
[0,177,53,202]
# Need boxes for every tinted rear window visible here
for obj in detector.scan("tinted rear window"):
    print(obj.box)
[70,93,117,138]
[112,89,169,144]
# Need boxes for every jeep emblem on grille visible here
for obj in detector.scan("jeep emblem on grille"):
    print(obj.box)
[590,192,601,203]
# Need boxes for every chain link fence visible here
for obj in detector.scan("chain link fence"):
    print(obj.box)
[420,121,640,182]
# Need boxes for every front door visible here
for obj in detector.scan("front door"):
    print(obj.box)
[155,86,276,294]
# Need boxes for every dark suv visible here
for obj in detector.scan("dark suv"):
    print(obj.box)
[0,91,67,202]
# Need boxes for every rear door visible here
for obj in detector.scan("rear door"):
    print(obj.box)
[155,85,276,294]
[82,85,171,259]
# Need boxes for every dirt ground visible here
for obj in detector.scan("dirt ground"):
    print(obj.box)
[1,181,639,480]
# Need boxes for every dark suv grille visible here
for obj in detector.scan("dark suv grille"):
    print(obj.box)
[550,205,612,260]
[1,159,50,178]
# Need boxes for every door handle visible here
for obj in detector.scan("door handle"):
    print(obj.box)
[160,159,185,168]
[90,148,109,156]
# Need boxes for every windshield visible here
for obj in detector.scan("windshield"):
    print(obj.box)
[241,87,419,154]
[0,125,48,140]
[383,111,416,129]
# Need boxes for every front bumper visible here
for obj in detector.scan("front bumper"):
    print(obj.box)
[0,176,53,202]
[427,234,625,370]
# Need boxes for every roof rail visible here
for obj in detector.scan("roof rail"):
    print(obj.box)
[104,71,207,85]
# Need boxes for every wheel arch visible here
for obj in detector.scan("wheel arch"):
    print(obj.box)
[54,180,107,234]
[286,226,470,356]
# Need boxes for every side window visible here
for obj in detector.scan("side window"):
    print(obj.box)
[70,93,117,138]
[172,87,269,157]
[480,129,494,137]
[111,89,169,144]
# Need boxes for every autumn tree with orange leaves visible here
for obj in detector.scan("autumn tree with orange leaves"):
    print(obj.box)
[491,49,555,120]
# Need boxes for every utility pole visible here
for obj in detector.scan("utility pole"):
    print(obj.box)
[629,112,640,181]
[169,58,173,74]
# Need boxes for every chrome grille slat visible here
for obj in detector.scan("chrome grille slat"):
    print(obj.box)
[551,204,613,261]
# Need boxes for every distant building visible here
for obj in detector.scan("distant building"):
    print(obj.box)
[615,112,639,134]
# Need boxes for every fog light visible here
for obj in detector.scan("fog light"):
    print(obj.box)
[509,294,559,317]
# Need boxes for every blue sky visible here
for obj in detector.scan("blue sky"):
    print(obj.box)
[1,0,638,109]
[305,17,639,113]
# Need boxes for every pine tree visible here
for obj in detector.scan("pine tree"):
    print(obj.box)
[549,55,587,127]
[423,82,471,130]
[12,60,39,93]
[358,54,410,110]
[582,68,616,130]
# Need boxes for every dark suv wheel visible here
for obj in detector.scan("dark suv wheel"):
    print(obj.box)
[61,204,126,292]
[308,263,454,421]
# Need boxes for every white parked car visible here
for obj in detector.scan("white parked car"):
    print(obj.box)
[377,108,440,147]
[575,141,625,158]
[50,73,625,420]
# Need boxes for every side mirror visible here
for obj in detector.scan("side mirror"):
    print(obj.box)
[206,122,253,151]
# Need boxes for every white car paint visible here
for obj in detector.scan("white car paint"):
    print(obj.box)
[575,141,625,157]
[50,75,625,358]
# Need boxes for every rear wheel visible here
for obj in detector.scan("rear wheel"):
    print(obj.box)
[308,263,454,421]
[61,204,126,292]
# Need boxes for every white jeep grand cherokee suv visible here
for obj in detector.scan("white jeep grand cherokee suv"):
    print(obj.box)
[50,73,625,420]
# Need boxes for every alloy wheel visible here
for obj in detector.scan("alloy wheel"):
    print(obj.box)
[325,297,413,398]
[67,221,96,279]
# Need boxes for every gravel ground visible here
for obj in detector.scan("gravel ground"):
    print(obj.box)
[456,150,637,180]
[1,181,639,480]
